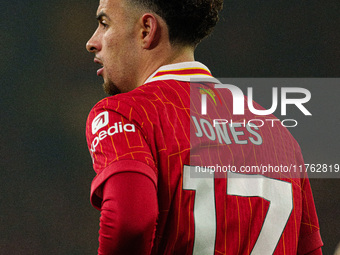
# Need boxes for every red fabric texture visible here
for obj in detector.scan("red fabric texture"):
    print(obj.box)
[98,172,158,255]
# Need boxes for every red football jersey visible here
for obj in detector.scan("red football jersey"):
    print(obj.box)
[86,62,322,254]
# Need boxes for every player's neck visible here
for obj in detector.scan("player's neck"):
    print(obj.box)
[137,46,195,86]
[165,46,195,65]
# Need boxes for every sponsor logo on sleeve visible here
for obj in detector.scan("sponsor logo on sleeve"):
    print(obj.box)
[92,111,109,134]
[90,122,136,153]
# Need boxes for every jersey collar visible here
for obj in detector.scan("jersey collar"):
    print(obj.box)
[144,61,220,84]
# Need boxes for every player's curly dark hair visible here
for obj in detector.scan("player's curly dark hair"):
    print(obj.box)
[129,0,223,45]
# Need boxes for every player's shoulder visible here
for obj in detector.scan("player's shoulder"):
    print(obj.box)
[86,94,140,130]
[87,80,183,125]
[91,80,189,113]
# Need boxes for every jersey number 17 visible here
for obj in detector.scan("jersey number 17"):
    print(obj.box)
[183,165,293,255]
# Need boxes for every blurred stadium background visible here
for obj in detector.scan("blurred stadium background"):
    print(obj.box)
[1,0,339,254]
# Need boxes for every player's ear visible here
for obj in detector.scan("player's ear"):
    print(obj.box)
[139,13,159,49]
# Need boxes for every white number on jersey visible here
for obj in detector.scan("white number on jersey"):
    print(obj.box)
[183,165,293,255]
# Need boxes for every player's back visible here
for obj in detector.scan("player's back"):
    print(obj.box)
[113,78,321,255]
[86,62,322,254]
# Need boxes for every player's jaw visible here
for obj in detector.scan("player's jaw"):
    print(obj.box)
[93,56,121,95]
[103,78,121,96]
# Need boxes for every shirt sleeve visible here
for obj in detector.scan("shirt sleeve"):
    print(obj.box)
[86,99,158,209]
[98,171,158,255]
[306,247,322,255]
